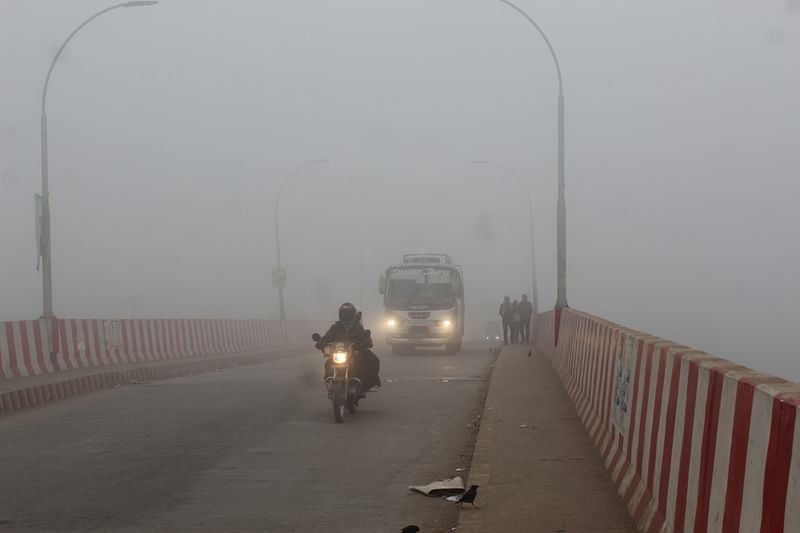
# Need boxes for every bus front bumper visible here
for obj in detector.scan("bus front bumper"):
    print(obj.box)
[385,328,459,346]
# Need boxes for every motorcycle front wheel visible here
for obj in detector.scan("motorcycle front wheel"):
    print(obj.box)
[332,384,345,423]
[345,398,358,413]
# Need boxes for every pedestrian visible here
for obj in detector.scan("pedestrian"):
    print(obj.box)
[511,299,521,344]
[498,296,512,344]
[518,294,534,343]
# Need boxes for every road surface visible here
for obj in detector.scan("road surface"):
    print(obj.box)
[0,343,493,532]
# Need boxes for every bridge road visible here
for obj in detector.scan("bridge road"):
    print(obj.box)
[0,343,493,532]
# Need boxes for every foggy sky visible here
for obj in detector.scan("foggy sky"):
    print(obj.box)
[2,1,799,380]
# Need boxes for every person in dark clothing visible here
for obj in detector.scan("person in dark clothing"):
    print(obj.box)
[518,294,534,343]
[510,300,521,343]
[498,296,513,344]
[316,302,381,390]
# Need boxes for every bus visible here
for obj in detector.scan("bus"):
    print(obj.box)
[379,254,465,354]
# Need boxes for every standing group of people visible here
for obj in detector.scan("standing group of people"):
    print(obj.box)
[498,294,534,344]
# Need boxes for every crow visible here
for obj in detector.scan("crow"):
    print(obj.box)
[401,526,420,533]
[455,484,480,508]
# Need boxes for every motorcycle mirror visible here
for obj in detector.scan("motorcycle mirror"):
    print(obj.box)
[311,333,321,342]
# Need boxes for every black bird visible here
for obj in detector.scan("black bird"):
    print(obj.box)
[455,484,481,508]
[401,526,420,533]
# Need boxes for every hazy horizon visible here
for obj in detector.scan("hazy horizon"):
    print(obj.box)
[2,0,799,379]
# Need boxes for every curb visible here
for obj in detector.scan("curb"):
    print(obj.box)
[0,348,304,417]
[456,347,502,532]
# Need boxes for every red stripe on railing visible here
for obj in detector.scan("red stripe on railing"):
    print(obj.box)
[32,320,47,373]
[721,380,755,533]
[760,396,797,533]
[18,321,34,376]
[634,345,669,522]
[650,353,684,533]
[5,322,19,378]
[693,368,725,533]
[674,361,700,533]
[625,342,655,504]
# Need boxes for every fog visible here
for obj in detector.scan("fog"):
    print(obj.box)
[1,1,799,379]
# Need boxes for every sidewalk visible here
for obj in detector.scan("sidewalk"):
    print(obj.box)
[458,345,637,533]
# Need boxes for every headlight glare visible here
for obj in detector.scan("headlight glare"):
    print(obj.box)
[332,351,348,364]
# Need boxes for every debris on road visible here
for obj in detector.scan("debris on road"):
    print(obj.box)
[447,484,480,508]
[409,476,465,497]
[519,424,537,430]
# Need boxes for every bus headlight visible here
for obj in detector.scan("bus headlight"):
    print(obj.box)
[332,351,349,364]
[387,318,397,327]
[442,319,452,328]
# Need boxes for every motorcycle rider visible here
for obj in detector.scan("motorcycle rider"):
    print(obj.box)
[316,302,381,391]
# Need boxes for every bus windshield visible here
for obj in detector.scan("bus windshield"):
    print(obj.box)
[385,267,456,310]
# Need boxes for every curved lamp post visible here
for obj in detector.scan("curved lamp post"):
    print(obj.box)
[495,0,567,344]
[469,160,539,318]
[39,0,159,319]
[273,158,333,319]
[495,0,567,312]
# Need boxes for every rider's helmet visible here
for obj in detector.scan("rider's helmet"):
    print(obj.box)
[338,302,357,324]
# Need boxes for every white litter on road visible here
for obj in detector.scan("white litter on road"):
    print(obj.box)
[409,476,465,497]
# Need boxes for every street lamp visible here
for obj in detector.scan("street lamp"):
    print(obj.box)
[469,160,539,318]
[273,158,333,319]
[39,1,159,320]
[494,0,567,344]
[495,0,568,313]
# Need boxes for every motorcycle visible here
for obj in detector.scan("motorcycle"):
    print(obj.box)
[312,333,367,423]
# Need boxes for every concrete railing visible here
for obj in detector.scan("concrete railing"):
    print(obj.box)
[1,318,327,380]
[534,309,800,533]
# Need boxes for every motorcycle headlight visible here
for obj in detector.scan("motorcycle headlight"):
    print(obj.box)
[332,351,348,364]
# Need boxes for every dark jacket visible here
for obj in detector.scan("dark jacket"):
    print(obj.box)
[316,321,373,350]
[518,301,534,320]
[499,301,513,320]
